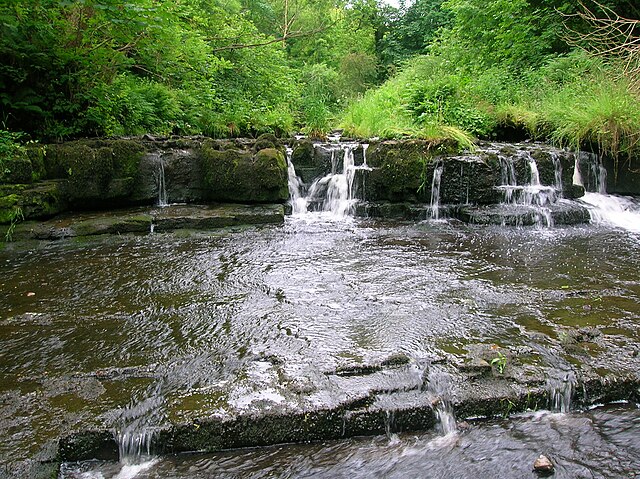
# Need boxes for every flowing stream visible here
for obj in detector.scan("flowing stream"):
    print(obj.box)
[1,142,640,478]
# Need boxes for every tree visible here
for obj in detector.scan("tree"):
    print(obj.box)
[567,0,640,82]
[380,0,452,67]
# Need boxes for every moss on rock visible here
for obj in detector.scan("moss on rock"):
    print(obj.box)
[200,142,288,203]
[43,141,145,207]
[0,182,66,224]
[291,140,314,166]
[366,141,432,202]
[0,156,33,184]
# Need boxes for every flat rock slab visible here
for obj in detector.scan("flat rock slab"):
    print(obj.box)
[7,204,285,240]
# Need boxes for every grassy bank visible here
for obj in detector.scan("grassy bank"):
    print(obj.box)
[340,51,640,163]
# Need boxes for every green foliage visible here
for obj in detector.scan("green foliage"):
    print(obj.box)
[538,76,640,161]
[438,0,573,71]
[490,351,507,374]
[84,75,186,136]
[0,130,24,161]
[4,206,23,242]
[380,0,452,67]
[340,79,418,139]
[0,0,332,140]
[298,64,339,137]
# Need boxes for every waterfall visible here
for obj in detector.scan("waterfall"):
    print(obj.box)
[573,154,584,187]
[596,164,608,195]
[526,158,554,227]
[498,155,518,203]
[384,410,400,444]
[113,391,165,470]
[300,143,370,218]
[528,157,541,187]
[362,143,369,168]
[551,153,563,194]
[574,151,640,233]
[429,163,444,220]
[157,158,168,207]
[578,193,640,233]
[548,373,575,413]
[424,368,457,436]
[286,147,307,215]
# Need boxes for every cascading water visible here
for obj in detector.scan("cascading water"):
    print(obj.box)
[286,147,307,215]
[551,153,563,193]
[575,154,640,233]
[548,373,576,413]
[573,153,584,187]
[298,143,371,218]
[495,149,560,227]
[424,368,457,436]
[522,155,555,227]
[108,386,167,479]
[429,163,444,220]
[579,192,640,233]
[157,158,168,207]
[499,154,518,203]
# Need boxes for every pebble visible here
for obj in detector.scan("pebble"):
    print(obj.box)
[533,454,554,475]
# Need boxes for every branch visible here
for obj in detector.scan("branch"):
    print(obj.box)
[562,0,640,80]
[210,25,333,53]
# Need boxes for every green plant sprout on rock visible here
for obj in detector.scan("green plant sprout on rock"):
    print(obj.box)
[491,351,507,374]
[4,206,23,242]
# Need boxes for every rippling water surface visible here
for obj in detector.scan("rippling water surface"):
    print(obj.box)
[1,215,639,477]
[61,405,640,479]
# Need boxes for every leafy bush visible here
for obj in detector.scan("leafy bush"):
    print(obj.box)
[84,75,185,136]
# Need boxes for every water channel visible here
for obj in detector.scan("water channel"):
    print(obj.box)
[1,142,640,478]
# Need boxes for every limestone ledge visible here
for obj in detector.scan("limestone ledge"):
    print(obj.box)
[6,204,285,241]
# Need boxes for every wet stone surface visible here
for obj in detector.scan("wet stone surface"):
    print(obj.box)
[6,203,285,240]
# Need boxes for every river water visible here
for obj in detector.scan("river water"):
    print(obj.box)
[1,210,640,477]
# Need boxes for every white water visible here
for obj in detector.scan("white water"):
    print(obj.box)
[498,154,518,203]
[109,391,165,479]
[551,152,563,193]
[548,373,576,413]
[494,151,562,227]
[429,164,444,220]
[573,154,584,187]
[157,159,168,207]
[425,369,457,436]
[579,193,640,233]
[286,147,307,215]
[573,151,640,233]
[303,144,371,218]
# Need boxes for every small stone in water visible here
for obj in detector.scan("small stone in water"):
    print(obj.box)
[533,454,554,475]
[26,292,36,297]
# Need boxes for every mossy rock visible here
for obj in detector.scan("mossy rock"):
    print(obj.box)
[0,156,33,184]
[0,193,20,223]
[253,133,279,152]
[45,142,140,207]
[0,181,66,225]
[291,140,314,166]
[109,139,146,177]
[200,143,288,203]
[440,158,503,205]
[366,141,432,202]
[25,146,47,181]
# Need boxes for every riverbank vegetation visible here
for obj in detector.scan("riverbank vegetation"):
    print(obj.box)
[343,0,640,157]
[1,0,639,158]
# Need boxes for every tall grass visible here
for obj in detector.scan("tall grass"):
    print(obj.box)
[341,81,418,138]
[539,80,640,159]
